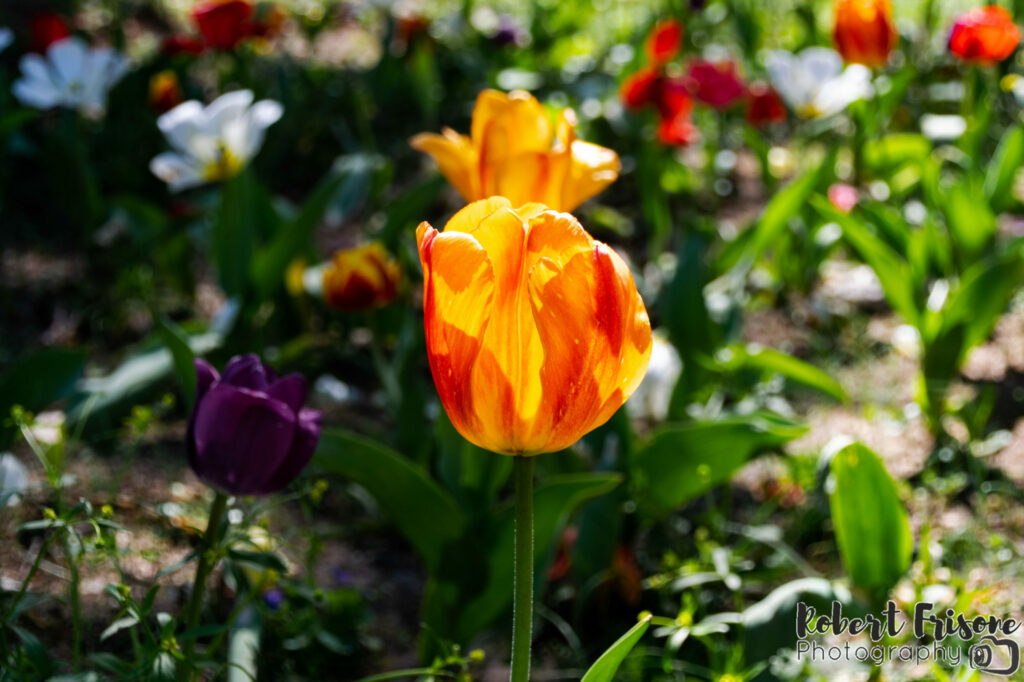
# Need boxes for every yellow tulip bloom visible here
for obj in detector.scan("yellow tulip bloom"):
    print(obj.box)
[411,90,621,212]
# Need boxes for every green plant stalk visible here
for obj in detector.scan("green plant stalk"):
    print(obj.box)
[65,531,82,671]
[180,491,229,681]
[510,456,534,682]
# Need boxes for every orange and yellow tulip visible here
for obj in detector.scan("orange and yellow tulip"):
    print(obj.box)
[322,243,400,310]
[416,198,652,455]
[410,90,620,212]
[832,0,897,68]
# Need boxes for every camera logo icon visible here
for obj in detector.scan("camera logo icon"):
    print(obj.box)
[969,636,1020,676]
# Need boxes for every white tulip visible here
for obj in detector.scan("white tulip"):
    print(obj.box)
[12,36,128,117]
[766,47,873,119]
[0,28,13,54]
[150,90,283,192]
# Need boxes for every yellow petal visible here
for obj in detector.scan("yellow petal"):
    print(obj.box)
[418,222,501,449]
[410,128,479,201]
[560,140,621,212]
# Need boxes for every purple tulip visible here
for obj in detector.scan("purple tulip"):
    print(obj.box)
[187,354,322,496]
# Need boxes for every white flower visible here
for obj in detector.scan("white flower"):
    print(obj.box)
[766,47,873,119]
[13,36,128,117]
[150,90,283,192]
[0,28,13,54]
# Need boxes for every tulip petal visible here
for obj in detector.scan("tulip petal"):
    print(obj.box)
[258,407,320,494]
[157,101,207,155]
[191,384,297,495]
[12,75,61,110]
[267,374,308,413]
[562,140,621,212]
[194,359,220,402]
[471,89,552,156]
[205,90,255,132]
[48,37,87,92]
[523,239,652,453]
[474,90,554,196]
[149,152,204,192]
[524,209,595,271]
[410,128,479,201]
[221,353,274,392]
[418,220,503,451]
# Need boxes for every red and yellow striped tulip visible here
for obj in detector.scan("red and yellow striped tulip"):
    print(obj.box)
[410,90,620,212]
[322,243,400,310]
[832,0,898,68]
[416,198,652,455]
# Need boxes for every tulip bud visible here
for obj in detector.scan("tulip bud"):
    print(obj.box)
[149,70,183,113]
[832,0,898,68]
[188,355,321,496]
[322,243,401,311]
[949,5,1021,65]
[417,198,652,455]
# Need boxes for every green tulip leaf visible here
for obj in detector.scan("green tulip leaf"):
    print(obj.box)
[580,613,652,682]
[155,315,196,413]
[312,428,465,572]
[985,124,1024,212]
[726,344,846,402]
[632,415,806,522]
[812,195,920,326]
[827,441,912,605]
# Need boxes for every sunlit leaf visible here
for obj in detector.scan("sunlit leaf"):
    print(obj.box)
[631,415,806,521]
[827,441,912,605]
[580,614,652,682]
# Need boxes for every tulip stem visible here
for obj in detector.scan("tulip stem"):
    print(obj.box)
[180,490,228,681]
[510,456,534,682]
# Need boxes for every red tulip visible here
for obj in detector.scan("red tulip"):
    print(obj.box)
[31,12,70,52]
[657,105,700,146]
[192,0,255,50]
[684,59,746,110]
[949,6,1021,64]
[746,81,787,127]
[654,78,699,145]
[620,66,661,109]
[645,18,683,63]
